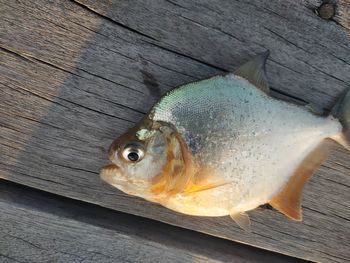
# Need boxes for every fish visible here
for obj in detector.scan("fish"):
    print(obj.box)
[100,51,350,231]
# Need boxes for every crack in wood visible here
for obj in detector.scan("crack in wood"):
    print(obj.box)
[46,161,99,175]
[71,0,158,41]
[263,27,310,53]
[300,59,349,85]
[0,254,26,263]
[0,46,33,63]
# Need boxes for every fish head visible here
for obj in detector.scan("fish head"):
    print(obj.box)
[100,120,184,199]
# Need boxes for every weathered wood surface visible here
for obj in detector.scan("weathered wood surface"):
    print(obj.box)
[1,0,349,262]
[0,180,306,263]
[334,0,350,30]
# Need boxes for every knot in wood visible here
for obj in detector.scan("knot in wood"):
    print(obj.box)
[316,2,336,20]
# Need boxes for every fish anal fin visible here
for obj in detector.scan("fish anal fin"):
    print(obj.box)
[269,140,332,221]
[234,51,270,93]
[230,212,251,232]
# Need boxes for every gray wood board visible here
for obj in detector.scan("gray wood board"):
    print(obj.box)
[0,0,349,262]
[0,180,307,263]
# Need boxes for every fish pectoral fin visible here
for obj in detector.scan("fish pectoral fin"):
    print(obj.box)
[230,212,251,232]
[269,140,332,221]
[184,181,230,194]
[234,51,270,93]
[183,166,230,194]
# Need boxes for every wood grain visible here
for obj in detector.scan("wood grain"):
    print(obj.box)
[1,0,349,262]
[0,180,306,263]
[334,0,350,32]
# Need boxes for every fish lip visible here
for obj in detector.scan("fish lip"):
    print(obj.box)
[100,164,121,182]
[102,163,120,170]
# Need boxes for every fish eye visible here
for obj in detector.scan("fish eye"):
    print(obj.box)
[122,143,145,162]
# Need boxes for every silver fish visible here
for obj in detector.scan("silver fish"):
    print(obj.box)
[101,51,350,231]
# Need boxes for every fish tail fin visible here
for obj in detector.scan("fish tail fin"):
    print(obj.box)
[330,87,350,151]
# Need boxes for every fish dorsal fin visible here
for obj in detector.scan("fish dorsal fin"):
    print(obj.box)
[234,51,270,93]
[330,87,350,117]
[230,212,251,232]
[269,140,332,221]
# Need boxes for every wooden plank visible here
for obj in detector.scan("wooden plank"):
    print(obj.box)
[0,180,306,263]
[0,0,349,262]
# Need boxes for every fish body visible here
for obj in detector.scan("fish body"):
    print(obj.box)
[101,52,350,229]
[150,74,341,216]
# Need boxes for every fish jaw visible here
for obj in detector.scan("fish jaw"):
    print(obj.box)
[100,163,155,198]
[100,164,125,188]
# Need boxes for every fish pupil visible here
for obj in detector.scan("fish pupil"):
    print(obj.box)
[127,152,139,162]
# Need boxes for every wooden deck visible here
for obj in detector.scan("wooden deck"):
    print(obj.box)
[1,0,349,262]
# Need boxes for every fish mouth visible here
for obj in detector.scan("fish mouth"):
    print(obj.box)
[100,164,122,184]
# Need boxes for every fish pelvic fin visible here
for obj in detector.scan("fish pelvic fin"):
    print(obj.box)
[230,212,251,232]
[269,140,332,221]
[234,51,270,93]
[330,87,350,151]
